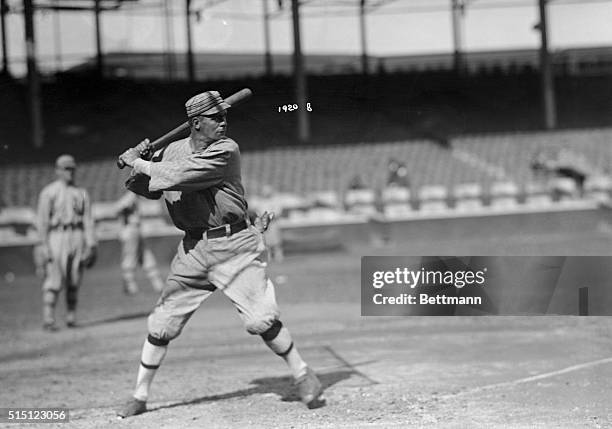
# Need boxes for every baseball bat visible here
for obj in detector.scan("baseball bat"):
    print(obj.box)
[117,88,253,169]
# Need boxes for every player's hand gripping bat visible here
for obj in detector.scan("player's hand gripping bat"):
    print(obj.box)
[117,88,253,169]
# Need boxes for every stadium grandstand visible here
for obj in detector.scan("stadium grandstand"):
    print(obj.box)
[3,124,612,244]
[1,0,612,248]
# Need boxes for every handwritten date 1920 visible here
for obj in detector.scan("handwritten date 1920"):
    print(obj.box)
[278,103,312,113]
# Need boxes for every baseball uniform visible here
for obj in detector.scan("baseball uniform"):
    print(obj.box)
[127,136,279,337]
[117,91,322,418]
[37,175,96,329]
[115,191,164,294]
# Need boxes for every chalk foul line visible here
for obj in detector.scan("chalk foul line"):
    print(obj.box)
[439,356,612,400]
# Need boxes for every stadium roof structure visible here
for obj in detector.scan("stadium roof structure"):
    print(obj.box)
[4,0,606,148]
[17,0,139,12]
[3,0,610,80]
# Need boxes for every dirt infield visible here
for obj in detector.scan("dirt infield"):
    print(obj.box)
[2,236,612,428]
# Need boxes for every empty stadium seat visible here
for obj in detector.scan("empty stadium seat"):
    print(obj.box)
[584,175,612,201]
[381,186,412,217]
[381,186,410,204]
[0,206,36,237]
[418,185,449,212]
[274,193,312,218]
[0,206,36,224]
[523,182,553,208]
[304,190,344,220]
[489,181,520,209]
[286,209,312,223]
[452,182,484,211]
[303,207,346,223]
[344,188,378,215]
[309,190,342,209]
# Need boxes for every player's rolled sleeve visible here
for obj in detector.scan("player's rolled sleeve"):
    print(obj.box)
[82,192,97,247]
[148,146,230,192]
[36,189,51,245]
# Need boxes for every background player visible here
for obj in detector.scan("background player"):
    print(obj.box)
[250,184,284,262]
[115,190,165,295]
[36,154,97,331]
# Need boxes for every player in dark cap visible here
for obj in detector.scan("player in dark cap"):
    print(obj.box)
[116,91,324,418]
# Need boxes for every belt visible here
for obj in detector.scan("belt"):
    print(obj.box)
[186,219,249,240]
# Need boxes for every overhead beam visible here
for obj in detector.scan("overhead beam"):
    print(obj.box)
[359,0,368,75]
[53,0,63,71]
[262,0,273,76]
[1,0,8,75]
[451,0,465,74]
[24,0,44,148]
[94,0,103,78]
[29,0,132,12]
[538,0,557,129]
[185,0,194,82]
[291,0,309,144]
[28,5,119,11]
[163,0,175,80]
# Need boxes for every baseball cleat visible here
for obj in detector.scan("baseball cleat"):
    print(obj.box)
[123,287,139,296]
[42,322,59,332]
[116,397,147,418]
[295,367,324,409]
[66,313,77,328]
[123,280,139,296]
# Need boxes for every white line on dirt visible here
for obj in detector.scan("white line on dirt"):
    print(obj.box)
[439,356,612,400]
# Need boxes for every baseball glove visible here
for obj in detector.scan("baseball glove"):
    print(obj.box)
[33,244,51,278]
[254,211,275,233]
[81,245,98,269]
[125,172,163,200]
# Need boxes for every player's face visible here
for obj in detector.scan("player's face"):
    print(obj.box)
[199,111,227,141]
[56,166,75,184]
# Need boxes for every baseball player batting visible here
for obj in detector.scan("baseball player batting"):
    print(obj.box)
[115,90,324,418]
[36,154,97,331]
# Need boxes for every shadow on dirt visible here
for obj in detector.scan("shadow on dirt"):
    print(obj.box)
[77,311,151,327]
[151,369,356,412]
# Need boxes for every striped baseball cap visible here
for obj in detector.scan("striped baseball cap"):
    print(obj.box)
[185,91,231,118]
